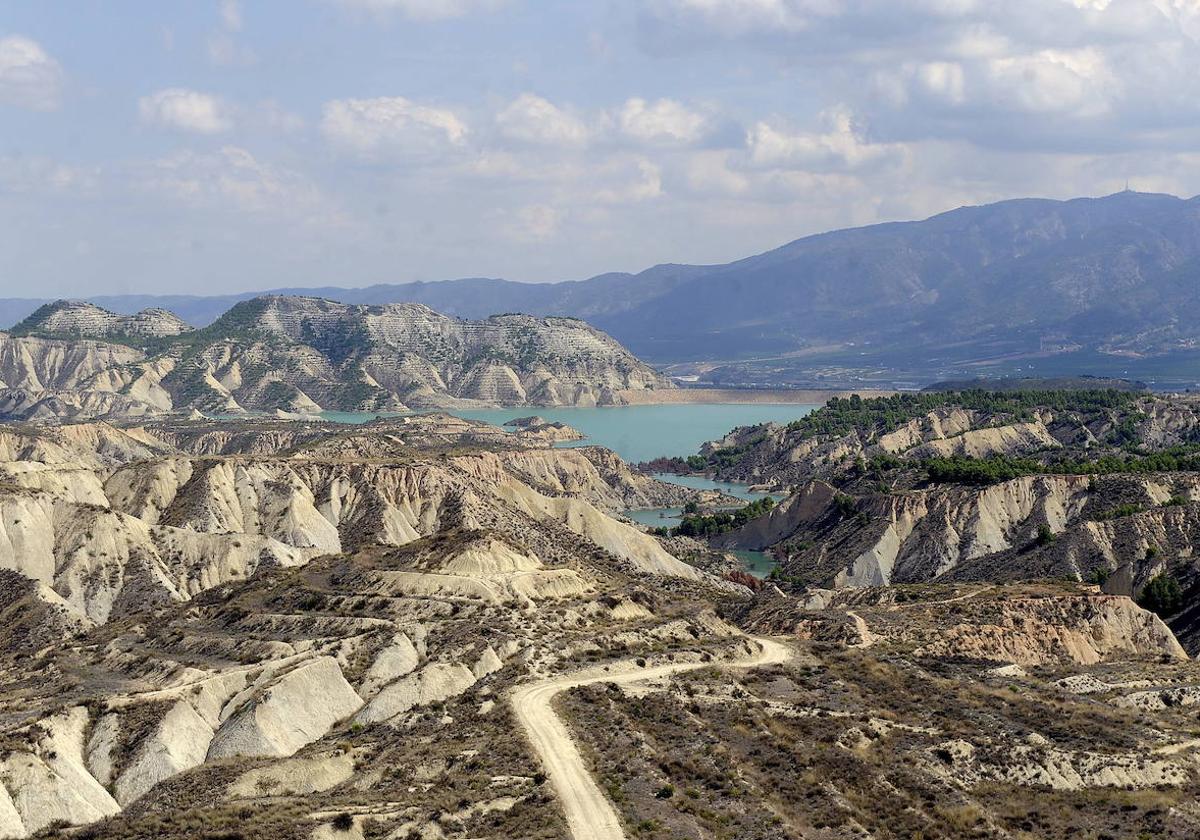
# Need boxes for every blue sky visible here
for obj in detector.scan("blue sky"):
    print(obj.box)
[4,0,1200,296]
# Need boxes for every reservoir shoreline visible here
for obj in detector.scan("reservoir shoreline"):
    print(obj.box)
[618,387,895,405]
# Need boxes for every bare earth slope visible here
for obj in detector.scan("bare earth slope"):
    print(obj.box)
[511,637,790,840]
[0,296,672,419]
[2,408,1200,839]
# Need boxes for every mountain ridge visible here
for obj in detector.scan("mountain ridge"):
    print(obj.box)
[0,295,671,419]
[6,190,1199,382]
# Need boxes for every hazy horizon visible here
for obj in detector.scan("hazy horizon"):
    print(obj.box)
[2,187,1189,303]
[6,1,1200,297]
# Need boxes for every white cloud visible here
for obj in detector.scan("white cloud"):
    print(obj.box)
[915,61,966,105]
[618,98,709,145]
[496,93,591,147]
[0,35,63,110]
[321,96,468,154]
[746,108,905,171]
[646,0,1200,152]
[983,48,1113,116]
[332,0,504,21]
[139,88,232,134]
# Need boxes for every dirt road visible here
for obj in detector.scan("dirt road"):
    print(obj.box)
[510,637,791,840]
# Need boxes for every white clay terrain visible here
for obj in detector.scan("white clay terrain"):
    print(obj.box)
[1,397,1200,839]
[0,296,674,420]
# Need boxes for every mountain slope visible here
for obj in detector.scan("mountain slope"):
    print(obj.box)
[12,300,193,342]
[0,296,671,418]
[6,191,1199,375]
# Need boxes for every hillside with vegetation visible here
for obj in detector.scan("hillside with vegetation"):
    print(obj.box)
[0,296,672,419]
[651,388,1200,651]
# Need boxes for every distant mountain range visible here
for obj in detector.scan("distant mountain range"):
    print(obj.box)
[6,191,1200,386]
[0,297,669,420]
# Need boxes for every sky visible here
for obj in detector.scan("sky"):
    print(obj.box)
[3,0,1200,297]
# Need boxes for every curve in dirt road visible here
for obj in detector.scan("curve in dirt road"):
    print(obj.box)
[510,637,791,840]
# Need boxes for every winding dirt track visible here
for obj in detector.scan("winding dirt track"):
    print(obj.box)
[510,637,791,840]
[845,610,877,648]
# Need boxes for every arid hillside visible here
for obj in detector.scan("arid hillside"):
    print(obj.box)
[0,296,672,421]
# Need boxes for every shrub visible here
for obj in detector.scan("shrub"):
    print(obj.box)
[1138,572,1183,617]
[672,496,776,538]
[332,813,354,832]
[833,494,857,518]
[1035,525,1056,546]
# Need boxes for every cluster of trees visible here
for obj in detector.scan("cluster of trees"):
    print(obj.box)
[639,446,760,476]
[1138,572,1183,617]
[671,496,777,538]
[923,446,1200,485]
[784,389,1142,441]
[924,455,1045,485]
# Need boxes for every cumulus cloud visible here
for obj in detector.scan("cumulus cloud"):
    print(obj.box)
[645,0,1200,151]
[618,97,709,145]
[321,96,468,154]
[139,88,232,134]
[746,108,906,172]
[496,94,592,147]
[912,61,966,106]
[0,35,63,110]
[982,48,1113,116]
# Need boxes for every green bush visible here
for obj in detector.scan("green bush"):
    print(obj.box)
[784,389,1140,441]
[673,496,776,538]
[1137,572,1183,617]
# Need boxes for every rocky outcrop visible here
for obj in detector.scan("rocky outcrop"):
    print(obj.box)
[694,394,1200,487]
[741,584,1186,666]
[904,421,1060,459]
[502,416,585,444]
[370,534,593,607]
[930,734,1189,791]
[911,595,1187,665]
[354,662,478,725]
[0,413,749,838]
[496,446,691,512]
[208,657,363,759]
[2,297,671,419]
[727,472,1200,594]
[0,333,144,393]
[13,300,192,340]
[0,707,121,837]
[0,420,712,627]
